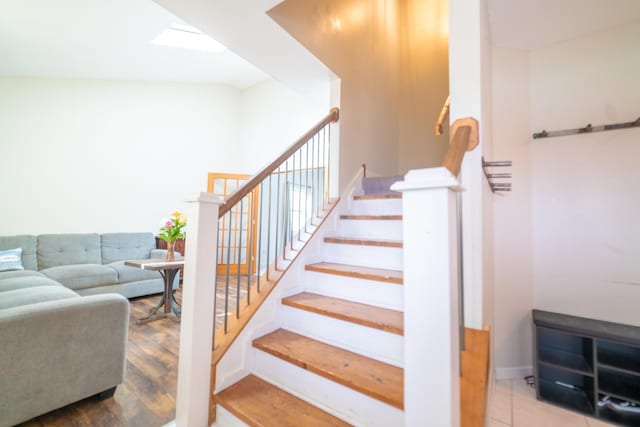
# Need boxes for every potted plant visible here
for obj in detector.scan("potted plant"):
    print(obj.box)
[159,211,187,261]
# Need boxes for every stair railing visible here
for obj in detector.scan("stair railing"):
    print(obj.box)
[442,116,479,351]
[176,108,339,426]
[207,107,339,422]
[213,106,338,340]
[434,95,451,136]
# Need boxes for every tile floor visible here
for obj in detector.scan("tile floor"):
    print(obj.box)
[489,378,616,427]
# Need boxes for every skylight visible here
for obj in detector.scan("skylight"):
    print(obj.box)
[152,23,226,53]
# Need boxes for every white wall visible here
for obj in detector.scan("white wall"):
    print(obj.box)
[237,79,327,173]
[492,19,640,378]
[268,0,450,186]
[449,0,493,330]
[530,20,640,325]
[0,78,240,235]
[492,47,534,379]
[0,77,325,235]
[480,0,495,337]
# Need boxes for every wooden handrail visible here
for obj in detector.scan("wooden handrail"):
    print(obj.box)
[434,95,450,136]
[441,117,479,176]
[219,107,339,218]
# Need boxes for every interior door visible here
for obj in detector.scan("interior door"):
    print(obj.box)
[207,173,259,275]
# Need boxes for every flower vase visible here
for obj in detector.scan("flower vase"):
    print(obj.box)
[166,241,175,262]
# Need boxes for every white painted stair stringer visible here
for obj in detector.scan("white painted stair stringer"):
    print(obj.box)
[252,349,404,427]
[280,306,404,367]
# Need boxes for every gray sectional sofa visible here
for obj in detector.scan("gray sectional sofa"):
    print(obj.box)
[0,232,176,427]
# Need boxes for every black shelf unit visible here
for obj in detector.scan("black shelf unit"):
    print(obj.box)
[534,310,640,426]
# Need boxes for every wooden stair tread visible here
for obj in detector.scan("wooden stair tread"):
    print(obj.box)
[253,329,404,409]
[353,193,402,200]
[324,236,403,248]
[216,374,352,427]
[305,262,403,284]
[340,214,402,220]
[282,292,403,335]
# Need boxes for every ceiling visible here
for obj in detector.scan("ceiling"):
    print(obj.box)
[488,0,640,50]
[0,0,270,88]
[7,0,638,87]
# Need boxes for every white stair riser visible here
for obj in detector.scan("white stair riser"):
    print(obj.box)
[322,243,403,270]
[304,271,403,310]
[252,350,404,427]
[337,219,403,241]
[281,307,404,367]
[349,199,402,215]
[213,405,248,427]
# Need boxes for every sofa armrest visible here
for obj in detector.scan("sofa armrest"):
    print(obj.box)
[0,294,129,427]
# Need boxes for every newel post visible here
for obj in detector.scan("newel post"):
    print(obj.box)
[176,193,223,427]
[391,168,461,427]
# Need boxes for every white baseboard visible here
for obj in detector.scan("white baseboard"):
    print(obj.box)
[495,366,533,380]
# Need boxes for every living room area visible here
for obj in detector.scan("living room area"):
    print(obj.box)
[0,0,330,425]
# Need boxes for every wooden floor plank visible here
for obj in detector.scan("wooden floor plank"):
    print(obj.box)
[253,329,404,409]
[324,236,403,248]
[282,292,403,335]
[305,262,403,284]
[216,374,352,427]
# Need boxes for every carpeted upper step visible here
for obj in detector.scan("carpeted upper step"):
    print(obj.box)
[361,176,404,195]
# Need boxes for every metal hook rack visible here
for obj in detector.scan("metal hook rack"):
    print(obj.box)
[533,117,640,139]
[482,157,512,193]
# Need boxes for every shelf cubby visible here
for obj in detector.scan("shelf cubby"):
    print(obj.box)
[533,310,640,425]
[597,394,640,427]
[599,367,640,404]
[598,340,640,374]
[537,326,593,374]
[537,364,594,414]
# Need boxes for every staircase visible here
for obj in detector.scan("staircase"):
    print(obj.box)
[214,191,405,427]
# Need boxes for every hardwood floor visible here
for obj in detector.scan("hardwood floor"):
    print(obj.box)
[17,292,181,427]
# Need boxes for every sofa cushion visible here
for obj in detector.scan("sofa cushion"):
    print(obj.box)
[0,275,62,293]
[38,234,101,269]
[40,264,118,291]
[101,233,156,264]
[0,235,37,270]
[0,270,45,281]
[106,261,161,283]
[0,248,23,272]
[0,286,78,310]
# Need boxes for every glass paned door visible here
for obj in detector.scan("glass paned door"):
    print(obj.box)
[207,173,259,275]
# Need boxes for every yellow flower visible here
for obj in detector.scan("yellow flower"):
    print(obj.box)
[171,211,183,218]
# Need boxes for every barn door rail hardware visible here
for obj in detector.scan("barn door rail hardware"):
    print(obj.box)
[533,117,640,139]
[482,157,512,193]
